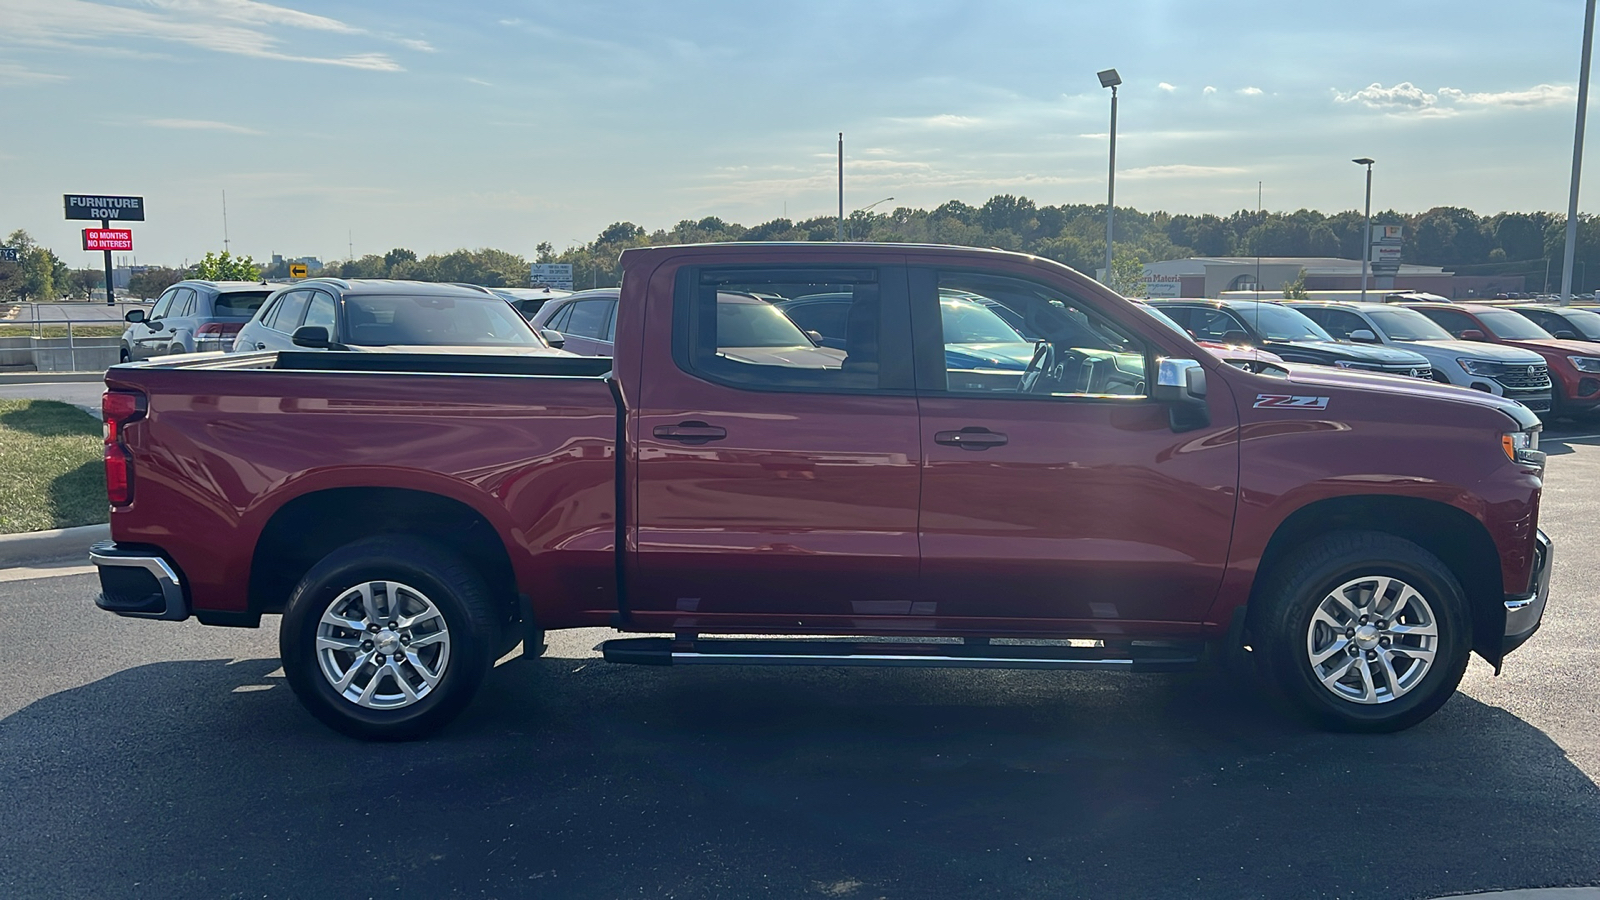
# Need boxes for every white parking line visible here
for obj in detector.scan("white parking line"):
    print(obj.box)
[1546,433,1600,442]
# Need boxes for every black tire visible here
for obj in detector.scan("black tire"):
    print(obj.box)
[1251,531,1471,733]
[280,535,498,741]
[119,346,130,363]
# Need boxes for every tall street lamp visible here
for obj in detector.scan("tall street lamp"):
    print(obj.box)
[1353,157,1375,303]
[848,196,895,240]
[1561,0,1596,305]
[1098,68,1121,285]
[837,132,845,242]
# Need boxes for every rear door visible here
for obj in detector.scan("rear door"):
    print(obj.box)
[632,261,922,627]
[912,266,1240,629]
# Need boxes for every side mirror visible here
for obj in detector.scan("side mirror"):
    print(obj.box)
[1555,330,1579,340]
[806,329,825,346]
[1153,358,1210,432]
[1460,329,1487,341]
[540,328,566,349]
[1349,328,1378,343]
[124,309,146,324]
[292,325,341,349]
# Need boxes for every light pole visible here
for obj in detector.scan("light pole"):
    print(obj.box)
[1353,157,1375,302]
[848,197,895,240]
[1098,69,1121,285]
[1561,0,1596,305]
[837,132,845,242]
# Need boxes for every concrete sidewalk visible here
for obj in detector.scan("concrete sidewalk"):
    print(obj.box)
[0,523,108,567]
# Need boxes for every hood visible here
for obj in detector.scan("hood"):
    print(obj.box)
[1409,340,1547,364]
[1505,337,1600,358]
[1283,364,1539,427]
[1274,339,1431,365]
[349,344,575,357]
[1199,342,1285,365]
[720,344,847,367]
[945,341,1038,371]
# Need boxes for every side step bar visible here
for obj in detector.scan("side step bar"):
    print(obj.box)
[600,637,1201,673]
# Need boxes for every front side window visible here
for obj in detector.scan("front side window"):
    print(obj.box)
[150,288,177,320]
[1415,308,1486,339]
[302,292,338,334]
[1307,308,1369,341]
[1552,309,1600,340]
[676,267,888,392]
[932,271,1148,398]
[1366,308,1453,341]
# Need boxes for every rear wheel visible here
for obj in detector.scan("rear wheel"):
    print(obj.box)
[119,346,131,363]
[280,536,498,740]
[1252,531,1470,732]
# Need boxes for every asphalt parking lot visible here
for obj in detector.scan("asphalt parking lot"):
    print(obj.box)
[2,430,1599,899]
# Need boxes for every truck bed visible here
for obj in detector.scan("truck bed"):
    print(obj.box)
[104,350,623,628]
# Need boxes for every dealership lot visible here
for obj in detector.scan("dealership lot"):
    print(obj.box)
[1,429,1598,899]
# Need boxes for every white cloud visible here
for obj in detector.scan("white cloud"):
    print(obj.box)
[1158,82,1177,92]
[891,114,982,129]
[1238,86,1264,96]
[466,77,492,86]
[1123,164,1245,179]
[0,61,68,84]
[0,0,404,71]
[146,117,263,134]
[1335,81,1572,116]
[1202,85,1217,96]
[394,38,435,52]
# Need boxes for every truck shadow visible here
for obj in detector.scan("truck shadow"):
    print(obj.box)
[3,654,1597,900]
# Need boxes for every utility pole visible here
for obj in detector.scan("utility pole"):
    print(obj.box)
[222,190,230,253]
[1561,0,1596,305]
[1353,158,1375,303]
[836,132,844,242]
[1098,69,1121,284]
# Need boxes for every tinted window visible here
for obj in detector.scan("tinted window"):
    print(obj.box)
[1552,308,1600,340]
[173,288,198,317]
[1366,308,1453,341]
[150,288,178,320]
[1187,308,1254,342]
[935,271,1147,398]
[1239,304,1332,342]
[267,290,312,332]
[1414,308,1482,338]
[782,300,851,343]
[302,292,337,334]
[213,291,270,317]
[563,300,614,339]
[1475,308,1554,341]
[677,269,876,391]
[342,294,540,346]
[545,301,575,332]
[1308,308,1369,340]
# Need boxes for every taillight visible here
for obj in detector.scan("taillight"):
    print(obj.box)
[197,322,243,337]
[102,389,147,505]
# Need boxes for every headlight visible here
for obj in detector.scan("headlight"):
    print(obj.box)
[1568,356,1600,373]
[1502,430,1545,467]
[1459,359,1501,376]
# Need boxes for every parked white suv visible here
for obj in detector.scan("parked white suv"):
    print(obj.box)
[1291,301,1553,414]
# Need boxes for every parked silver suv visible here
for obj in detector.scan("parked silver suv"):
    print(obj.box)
[120,280,276,361]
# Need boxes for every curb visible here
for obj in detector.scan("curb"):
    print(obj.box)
[1435,889,1600,899]
[0,372,106,384]
[0,523,109,567]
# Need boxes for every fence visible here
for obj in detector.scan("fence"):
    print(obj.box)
[1,302,149,373]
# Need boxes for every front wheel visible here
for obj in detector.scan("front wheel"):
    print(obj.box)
[280,536,498,740]
[1251,531,1471,733]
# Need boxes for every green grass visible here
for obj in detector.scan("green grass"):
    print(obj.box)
[0,325,124,338]
[0,400,107,535]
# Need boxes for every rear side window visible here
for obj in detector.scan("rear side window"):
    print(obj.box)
[563,300,615,339]
[214,291,270,317]
[674,267,903,393]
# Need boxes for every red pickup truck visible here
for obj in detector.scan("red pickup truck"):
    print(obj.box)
[91,243,1552,740]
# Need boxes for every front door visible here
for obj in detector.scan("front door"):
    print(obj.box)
[911,266,1240,632]
[131,288,180,359]
[632,262,923,630]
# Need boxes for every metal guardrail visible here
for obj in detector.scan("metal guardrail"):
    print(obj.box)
[0,303,144,372]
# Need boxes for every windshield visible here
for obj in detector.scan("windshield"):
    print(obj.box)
[1243,303,1334,342]
[1552,309,1600,340]
[941,298,1027,343]
[717,298,812,347]
[1476,308,1555,341]
[1367,308,1454,341]
[343,294,541,346]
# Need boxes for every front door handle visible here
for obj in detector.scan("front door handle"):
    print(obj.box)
[935,427,1008,450]
[653,421,727,445]
[255,342,267,350]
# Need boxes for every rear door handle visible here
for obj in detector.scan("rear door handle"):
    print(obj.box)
[653,421,727,445]
[935,427,1008,450]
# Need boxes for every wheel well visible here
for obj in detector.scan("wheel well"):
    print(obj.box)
[248,487,518,622]
[1253,495,1504,659]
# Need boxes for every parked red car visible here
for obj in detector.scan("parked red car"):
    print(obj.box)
[1404,302,1600,417]
[91,243,1551,740]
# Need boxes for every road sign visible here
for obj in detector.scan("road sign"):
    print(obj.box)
[64,194,145,221]
[530,263,575,290]
[288,263,309,278]
[82,228,133,252]
[0,248,18,262]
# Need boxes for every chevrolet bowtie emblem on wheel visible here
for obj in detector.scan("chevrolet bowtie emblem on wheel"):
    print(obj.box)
[1254,394,1330,409]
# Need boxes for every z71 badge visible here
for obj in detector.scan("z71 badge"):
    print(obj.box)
[1254,394,1330,410]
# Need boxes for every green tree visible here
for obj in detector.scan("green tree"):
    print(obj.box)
[1281,268,1309,299]
[191,251,261,281]
[127,267,183,299]
[1107,250,1147,297]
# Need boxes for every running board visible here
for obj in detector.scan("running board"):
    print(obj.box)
[599,637,1201,672]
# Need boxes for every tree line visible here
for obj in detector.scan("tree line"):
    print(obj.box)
[6,199,1599,301]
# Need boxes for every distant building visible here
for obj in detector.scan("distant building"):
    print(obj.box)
[1128,256,1524,299]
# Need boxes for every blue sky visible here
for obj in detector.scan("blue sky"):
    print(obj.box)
[0,0,1593,267]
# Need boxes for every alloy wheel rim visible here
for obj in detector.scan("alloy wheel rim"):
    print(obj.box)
[1305,575,1438,705]
[315,580,451,710]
